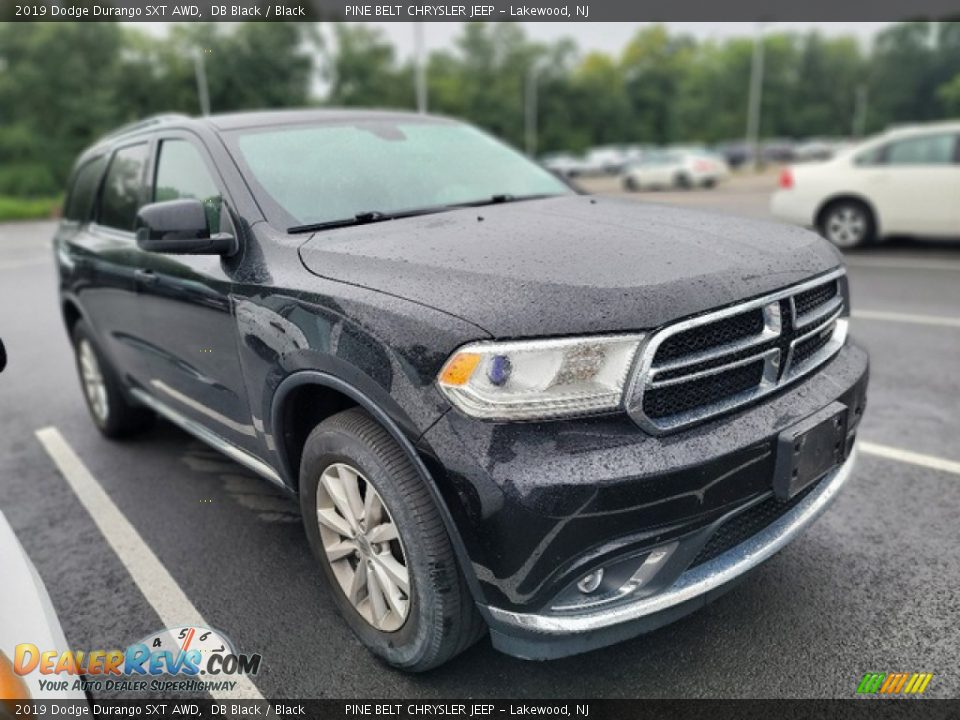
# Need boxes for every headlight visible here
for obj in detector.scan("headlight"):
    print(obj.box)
[436,335,644,420]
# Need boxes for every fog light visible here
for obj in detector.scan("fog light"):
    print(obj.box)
[577,568,604,594]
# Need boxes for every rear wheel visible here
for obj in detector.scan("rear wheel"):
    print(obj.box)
[673,172,693,190]
[71,320,153,438]
[299,408,484,671]
[622,176,640,192]
[818,200,875,249]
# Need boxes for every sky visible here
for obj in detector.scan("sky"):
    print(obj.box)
[134,22,893,57]
[374,22,892,58]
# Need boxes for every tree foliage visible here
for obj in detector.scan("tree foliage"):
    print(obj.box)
[1,21,959,198]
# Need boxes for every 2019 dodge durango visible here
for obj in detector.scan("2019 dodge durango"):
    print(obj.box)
[54,110,869,671]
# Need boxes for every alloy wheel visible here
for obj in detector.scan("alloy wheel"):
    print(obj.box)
[315,462,410,632]
[825,206,867,248]
[78,340,109,424]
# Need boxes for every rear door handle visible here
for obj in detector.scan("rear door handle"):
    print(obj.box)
[134,269,159,286]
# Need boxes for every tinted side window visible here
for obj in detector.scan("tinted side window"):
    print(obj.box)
[154,139,223,231]
[885,134,957,166]
[64,156,107,222]
[853,145,885,166]
[99,143,148,231]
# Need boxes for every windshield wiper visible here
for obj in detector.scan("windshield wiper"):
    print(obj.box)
[450,192,561,209]
[287,193,564,234]
[288,211,391,234]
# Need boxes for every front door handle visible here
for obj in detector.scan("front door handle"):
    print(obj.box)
[134,269,159,286]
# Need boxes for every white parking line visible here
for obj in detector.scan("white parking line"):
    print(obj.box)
[852,310,960,329]
[860,441,960,477]
[846,257,960,273]
[34,427,266,701]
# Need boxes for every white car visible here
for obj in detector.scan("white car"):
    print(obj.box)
[0,511,88,704]
[583,146,627,175]
[622,152,729,191]
[771,122,960,248]
[540,152,587,178]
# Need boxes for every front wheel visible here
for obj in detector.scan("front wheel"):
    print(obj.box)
[299,408,484,671]
[818,200,875,249]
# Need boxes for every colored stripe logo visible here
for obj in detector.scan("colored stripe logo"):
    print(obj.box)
[857,672,933,695]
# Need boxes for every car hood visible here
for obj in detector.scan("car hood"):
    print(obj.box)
[298,195,841,338]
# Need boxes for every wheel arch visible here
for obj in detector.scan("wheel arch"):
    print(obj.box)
[269,371,488,608]
[814,193,881,236]
[61,297,84,335]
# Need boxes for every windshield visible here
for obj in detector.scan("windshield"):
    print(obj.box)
[227,119,571,228]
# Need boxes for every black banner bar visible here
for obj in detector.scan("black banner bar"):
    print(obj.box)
[5,699,960,720]
[3,0,960,22]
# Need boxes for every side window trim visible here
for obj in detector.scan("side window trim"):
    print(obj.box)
[63,154,108,225]
[151,132,229,202]
[151,131,235,235]
[93,140,150,235]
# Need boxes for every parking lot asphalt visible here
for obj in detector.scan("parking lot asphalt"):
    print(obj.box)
[1,177,958,699]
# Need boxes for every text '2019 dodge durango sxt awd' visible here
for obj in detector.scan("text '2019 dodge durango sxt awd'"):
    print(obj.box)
[54,110,868,671]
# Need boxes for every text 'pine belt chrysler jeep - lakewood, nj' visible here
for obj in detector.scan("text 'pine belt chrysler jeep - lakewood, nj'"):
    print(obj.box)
[55,110,868,671]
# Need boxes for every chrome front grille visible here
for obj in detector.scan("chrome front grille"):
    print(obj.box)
[626,269,848,434]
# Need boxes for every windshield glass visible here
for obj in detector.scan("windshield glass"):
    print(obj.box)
[228,119,571,228]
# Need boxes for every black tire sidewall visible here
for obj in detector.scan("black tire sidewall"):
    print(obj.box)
[299,424,438,668]
[71,320,124,435]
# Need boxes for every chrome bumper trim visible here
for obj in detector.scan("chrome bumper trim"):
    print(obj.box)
[486,445,858,635]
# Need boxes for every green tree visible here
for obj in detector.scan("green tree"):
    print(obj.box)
[0,23,124,194]
[938,73,960,114]
[324,24,412,108]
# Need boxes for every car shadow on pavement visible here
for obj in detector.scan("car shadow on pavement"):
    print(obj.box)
[844,235,960,258]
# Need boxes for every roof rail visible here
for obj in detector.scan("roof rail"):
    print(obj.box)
[102,113,192,140]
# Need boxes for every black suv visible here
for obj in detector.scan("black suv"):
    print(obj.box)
[55,110,868,671]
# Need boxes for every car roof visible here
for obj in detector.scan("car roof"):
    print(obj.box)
[205,108,448,130]
[885,120,960,137]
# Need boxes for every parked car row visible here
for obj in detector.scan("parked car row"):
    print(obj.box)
[715,138,852,167]
[543,138,854,181]
[541,145,650,177]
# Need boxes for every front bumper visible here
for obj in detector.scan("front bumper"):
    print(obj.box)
[485,447,857,659]
[418,341,868,658]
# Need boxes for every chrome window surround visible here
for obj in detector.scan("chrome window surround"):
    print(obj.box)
[625,268,848,435]
[485,446,858,635]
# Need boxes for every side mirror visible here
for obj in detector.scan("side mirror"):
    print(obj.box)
[135,199,237,256]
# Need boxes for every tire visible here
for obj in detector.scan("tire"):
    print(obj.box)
[299,408,484,671]
[622,176,640,192]
[674,173,693,190]
[703,178,717,189]
[71,320,154,438]
[818,200,876,250]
